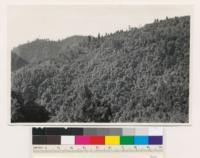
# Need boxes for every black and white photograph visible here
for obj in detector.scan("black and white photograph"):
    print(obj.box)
[9,5,191,123]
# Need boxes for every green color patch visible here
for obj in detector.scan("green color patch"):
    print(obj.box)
[120,136,134,145]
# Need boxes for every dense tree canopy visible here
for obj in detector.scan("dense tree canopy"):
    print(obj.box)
[11,16,190,123]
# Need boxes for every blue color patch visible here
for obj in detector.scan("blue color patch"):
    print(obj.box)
[134,136,148,145]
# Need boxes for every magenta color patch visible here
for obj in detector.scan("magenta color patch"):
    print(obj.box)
[75,136,91,145]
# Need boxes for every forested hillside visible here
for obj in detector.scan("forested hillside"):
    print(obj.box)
[11,16,190,123]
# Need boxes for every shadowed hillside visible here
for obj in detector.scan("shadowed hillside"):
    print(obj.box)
[11,53,28,71]
[11,16,190,123]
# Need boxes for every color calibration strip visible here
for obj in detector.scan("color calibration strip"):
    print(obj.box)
[33,128,164,158]
[33,135,162,145]
[32,127,163,146]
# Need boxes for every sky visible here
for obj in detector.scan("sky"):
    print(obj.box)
[7,5,192,51]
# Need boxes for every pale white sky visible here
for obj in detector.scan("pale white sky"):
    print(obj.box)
[7,5,192,50]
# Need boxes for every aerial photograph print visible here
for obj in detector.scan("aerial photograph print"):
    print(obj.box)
[9,5,191,123]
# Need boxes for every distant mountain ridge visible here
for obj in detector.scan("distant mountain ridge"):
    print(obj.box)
[11,35,89,70]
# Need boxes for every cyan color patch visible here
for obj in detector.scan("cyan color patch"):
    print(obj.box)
[134,136,148,145]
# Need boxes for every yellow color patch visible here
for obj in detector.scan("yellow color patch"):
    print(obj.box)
[105,136,120,145]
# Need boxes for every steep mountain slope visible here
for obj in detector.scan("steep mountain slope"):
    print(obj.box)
[11,16,190,123]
